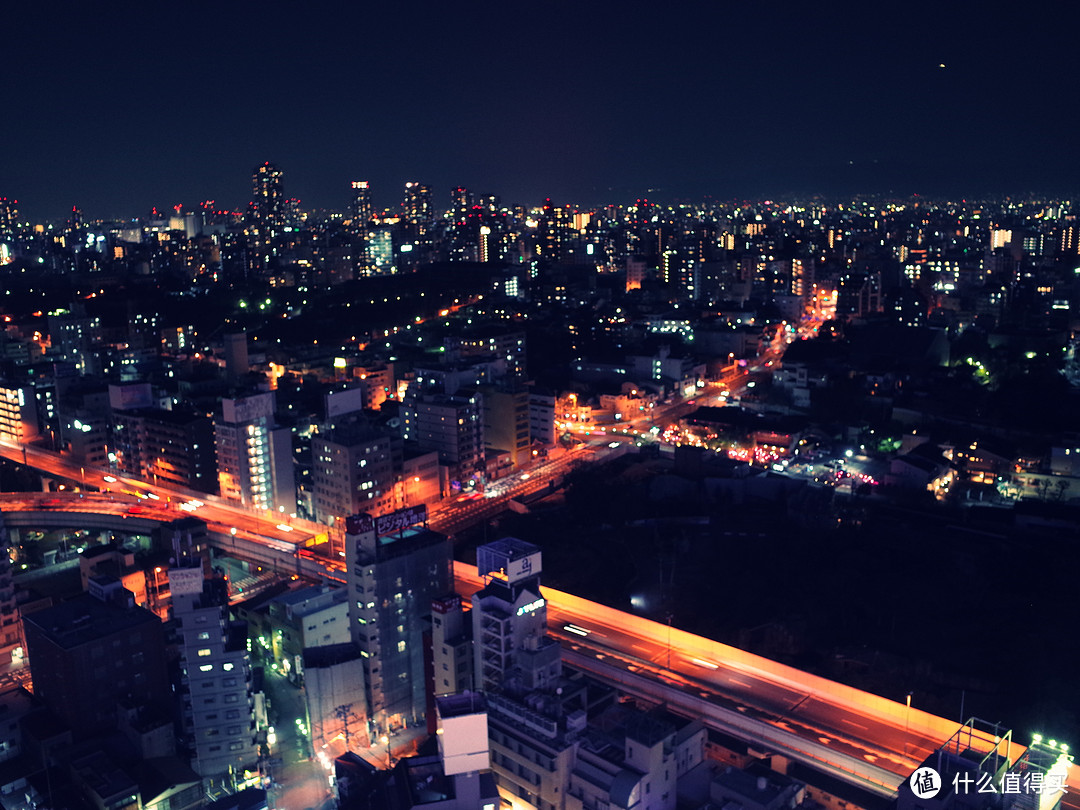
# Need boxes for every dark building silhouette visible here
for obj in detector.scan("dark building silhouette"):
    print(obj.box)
[22,577,168,738]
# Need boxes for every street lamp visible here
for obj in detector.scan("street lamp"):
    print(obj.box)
[666,614,673,671]
[904,692,913,758]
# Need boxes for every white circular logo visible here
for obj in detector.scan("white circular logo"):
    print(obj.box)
[910,767,942,799]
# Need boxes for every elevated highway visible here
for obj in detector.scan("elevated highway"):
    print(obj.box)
[2,494,1076,807]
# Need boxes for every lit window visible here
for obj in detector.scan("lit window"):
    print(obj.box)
[199,664,214,672]
[198,648,212,657]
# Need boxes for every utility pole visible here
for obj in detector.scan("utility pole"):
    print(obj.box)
[334,703,354,749]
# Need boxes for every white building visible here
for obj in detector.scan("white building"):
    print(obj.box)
[170,568,257,778]
[214,392,295,513]
[431,594,473,697]
[471,538,558,692]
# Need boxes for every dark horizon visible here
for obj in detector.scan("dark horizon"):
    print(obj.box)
[4,2,1079,221]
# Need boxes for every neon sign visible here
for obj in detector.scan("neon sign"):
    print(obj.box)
[517,598,545,616]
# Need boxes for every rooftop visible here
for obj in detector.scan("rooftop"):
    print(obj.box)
[22,592,160,650]
[436,691,486,719]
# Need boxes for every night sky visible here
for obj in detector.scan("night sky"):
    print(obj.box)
[4,2,1078,221]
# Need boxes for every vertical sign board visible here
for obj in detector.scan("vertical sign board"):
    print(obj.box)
[168,567,205,597]
[345,514,375,536]
[346,514,376,562]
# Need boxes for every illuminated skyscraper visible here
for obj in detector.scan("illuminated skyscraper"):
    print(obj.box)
[403,182,434,260]
[250,162,285,256]
[403,182,432,225]
[538,199,572,261]
[351,180,373,226]
[252,162,284,225]
[351,181,374,274]
[366,226,395,275]
[451,186,473,218]
[0,197,17,241]
[1059,224,1080,257]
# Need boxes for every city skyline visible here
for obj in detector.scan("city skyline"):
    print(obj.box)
[1,155,1079,805]
[2,5,1080,806]
[4,3,1079,221]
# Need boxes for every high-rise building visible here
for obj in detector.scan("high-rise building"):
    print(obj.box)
[661,248,699,300]
[625,254,647,292]
[462,538,704,810]
[403,182,432,226]
[538,200,573,262]
[1059,224,1080,257]
[469,538,577,810]
[401,392,484,486]
[344,510,451,736]
[351,181,373,226]
[214,392,296,513]
[250,162,285,266]
[351,181,375,275]
[479,225,492,263]
[0,197,18,241]
[365,226,395,275]
[990,228,1012,250]
[451,186,473,219]
[47,304,101,375]
[454,327,527,377]
[836,270,882,318]
[251,162,285,233]
[170,567,258,779]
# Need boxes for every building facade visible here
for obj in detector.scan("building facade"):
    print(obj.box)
[344,510,451,736]
[214,392,295,513]
[311,421,399,524]
[170,568,258,779]
[22,580,169,738]
[430,594,473,698]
